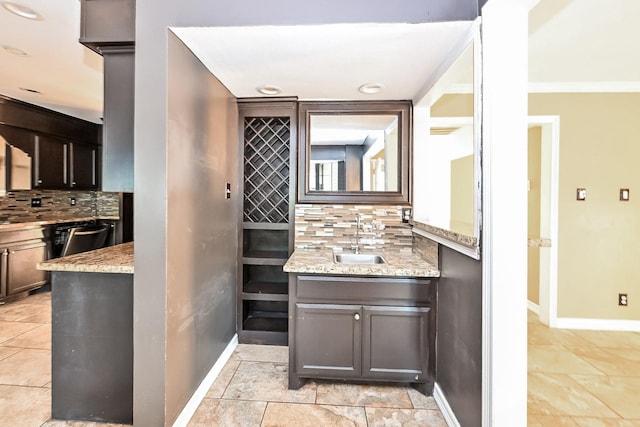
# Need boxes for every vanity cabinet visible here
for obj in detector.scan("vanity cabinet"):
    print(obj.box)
[289,274,435,393]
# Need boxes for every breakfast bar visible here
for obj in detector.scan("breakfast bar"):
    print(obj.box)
[38,242,134,424]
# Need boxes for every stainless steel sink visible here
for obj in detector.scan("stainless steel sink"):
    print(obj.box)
[333,253,387,265]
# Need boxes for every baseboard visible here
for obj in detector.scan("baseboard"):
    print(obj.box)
[527,300,540,315]
[172,334,238,427]
[555,318,640,332]
[433,383,460,427]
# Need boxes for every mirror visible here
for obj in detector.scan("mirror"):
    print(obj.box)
[413,34,481,256]
[298,101,411,204]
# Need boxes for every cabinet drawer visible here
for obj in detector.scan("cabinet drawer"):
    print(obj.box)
[295,275,433,305]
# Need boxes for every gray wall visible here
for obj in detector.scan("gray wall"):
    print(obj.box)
[437,245,482,427]
[134,1,483,425]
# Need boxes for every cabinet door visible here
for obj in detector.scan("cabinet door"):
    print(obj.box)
[362,305,430,382]
[70,143,98,189]
[34,135,68,188]
[7,241,48,295]
[295,303,361,378]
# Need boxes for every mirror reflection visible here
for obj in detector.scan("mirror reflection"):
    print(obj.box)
[413,40,477,238]
[309,114,399,192]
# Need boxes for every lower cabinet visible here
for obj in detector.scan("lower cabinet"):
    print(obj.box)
[0,227,50,300]
[289,274,435,394]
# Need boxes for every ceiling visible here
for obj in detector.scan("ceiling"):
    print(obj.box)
[0,0,639,125]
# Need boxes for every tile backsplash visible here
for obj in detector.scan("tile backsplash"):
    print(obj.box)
[0,190,120,223]
[294,204,413,252]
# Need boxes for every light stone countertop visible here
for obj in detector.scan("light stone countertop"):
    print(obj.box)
[38,242,134,274]
[0,216,120,231]
[283,248,440,278]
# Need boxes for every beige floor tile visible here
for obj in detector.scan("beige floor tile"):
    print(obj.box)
[187,398,266,427]
[570,375,640,419]
[0,300,49,322]
[571,417,640,427]
[0,348,51,387]
[206,359,240,399]
[407,388,439,410]
[0,320,41,343]
[528,372,618,418]
[2,324,51,350]
[565,346,640,377]
[42,420,130,426]
[365,407,447,427]
[316,382,413,409]
[262,402,367,427]
[0,346,21,362]
[19,310,52,324]
[528,322,593,347]
[223,361,316,403]
[231,344,288,363]
[0,384,51,427]
[528,414,580,426]
[571,330,640,349]
[528,345,605,375]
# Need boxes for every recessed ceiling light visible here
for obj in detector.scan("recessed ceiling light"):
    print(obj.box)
[19,87,41,94]
[1,1,42,20]
[2,45,29,56]
[257,85,282,96]
[358,83,384,95]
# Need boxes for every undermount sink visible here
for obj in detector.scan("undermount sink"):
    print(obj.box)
[333,253,387,265]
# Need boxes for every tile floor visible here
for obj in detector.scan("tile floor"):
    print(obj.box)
[528,310,640,426]
[4,292,639,426]
[0,291,445,426]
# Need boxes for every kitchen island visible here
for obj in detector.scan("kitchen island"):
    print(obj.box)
[38,242,133,424]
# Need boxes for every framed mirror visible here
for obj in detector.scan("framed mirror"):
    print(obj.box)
[298,101,411,204]
[412,27,481,258]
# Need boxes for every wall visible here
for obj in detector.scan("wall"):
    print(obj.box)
[135,1,483,424]
[528,126,542,304]
[294,204,412,251]
[529,93,640,320]
[436,244,482,427]
[0,190,119,222]
[450,154,474,235]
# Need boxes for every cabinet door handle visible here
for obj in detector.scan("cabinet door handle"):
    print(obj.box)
[354,313,360,321]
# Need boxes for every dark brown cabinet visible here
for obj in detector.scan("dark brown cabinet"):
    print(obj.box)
[34,135,68,188]
[289,274,435,394]
[0,227,50,300]
[70,143,98,189]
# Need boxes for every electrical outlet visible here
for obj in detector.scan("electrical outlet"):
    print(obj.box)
[402,208,412,223]
[70,197,76,206]
[30,197,42,208]
[619,293,628,306]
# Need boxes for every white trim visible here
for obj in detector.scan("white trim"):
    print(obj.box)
[412,227,479,260]
[555,318,640,332]
[434,383,461,427]
[528,81,640,94]
[171,334,239,427]
[527,300,540,315]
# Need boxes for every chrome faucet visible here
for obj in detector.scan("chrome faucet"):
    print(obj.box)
[352,214,361,254]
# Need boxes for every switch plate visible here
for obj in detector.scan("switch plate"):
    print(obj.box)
[402,208,412,223]
[620,188,630,201]
[225,183,231,199]
[576,188,587,201]
[30,197,42,207]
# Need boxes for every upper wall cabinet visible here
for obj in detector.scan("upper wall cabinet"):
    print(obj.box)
[298,101,412,204]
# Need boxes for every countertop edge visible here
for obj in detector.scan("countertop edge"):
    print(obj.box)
[38,242,134,274]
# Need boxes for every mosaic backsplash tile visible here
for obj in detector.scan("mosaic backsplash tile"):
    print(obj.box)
[294,204,413,252]
[0,190,120,223]
[412,233,439,269]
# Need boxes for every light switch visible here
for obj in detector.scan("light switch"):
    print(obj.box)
[576,188,587,201]
[620,188,630,201]
[225,182,231,199]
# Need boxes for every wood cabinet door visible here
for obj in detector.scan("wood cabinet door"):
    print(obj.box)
[70,143,98,189]
[294,303,361,378]
[6,241,48,295]
[34,135,67,188]
[362,305,430,382]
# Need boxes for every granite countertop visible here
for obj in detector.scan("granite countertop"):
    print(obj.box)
[0,216,120,231]
[284,248,440,278]
[38,242,134,274]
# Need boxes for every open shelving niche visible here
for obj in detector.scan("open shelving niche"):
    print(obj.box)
[238,99,297,345]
